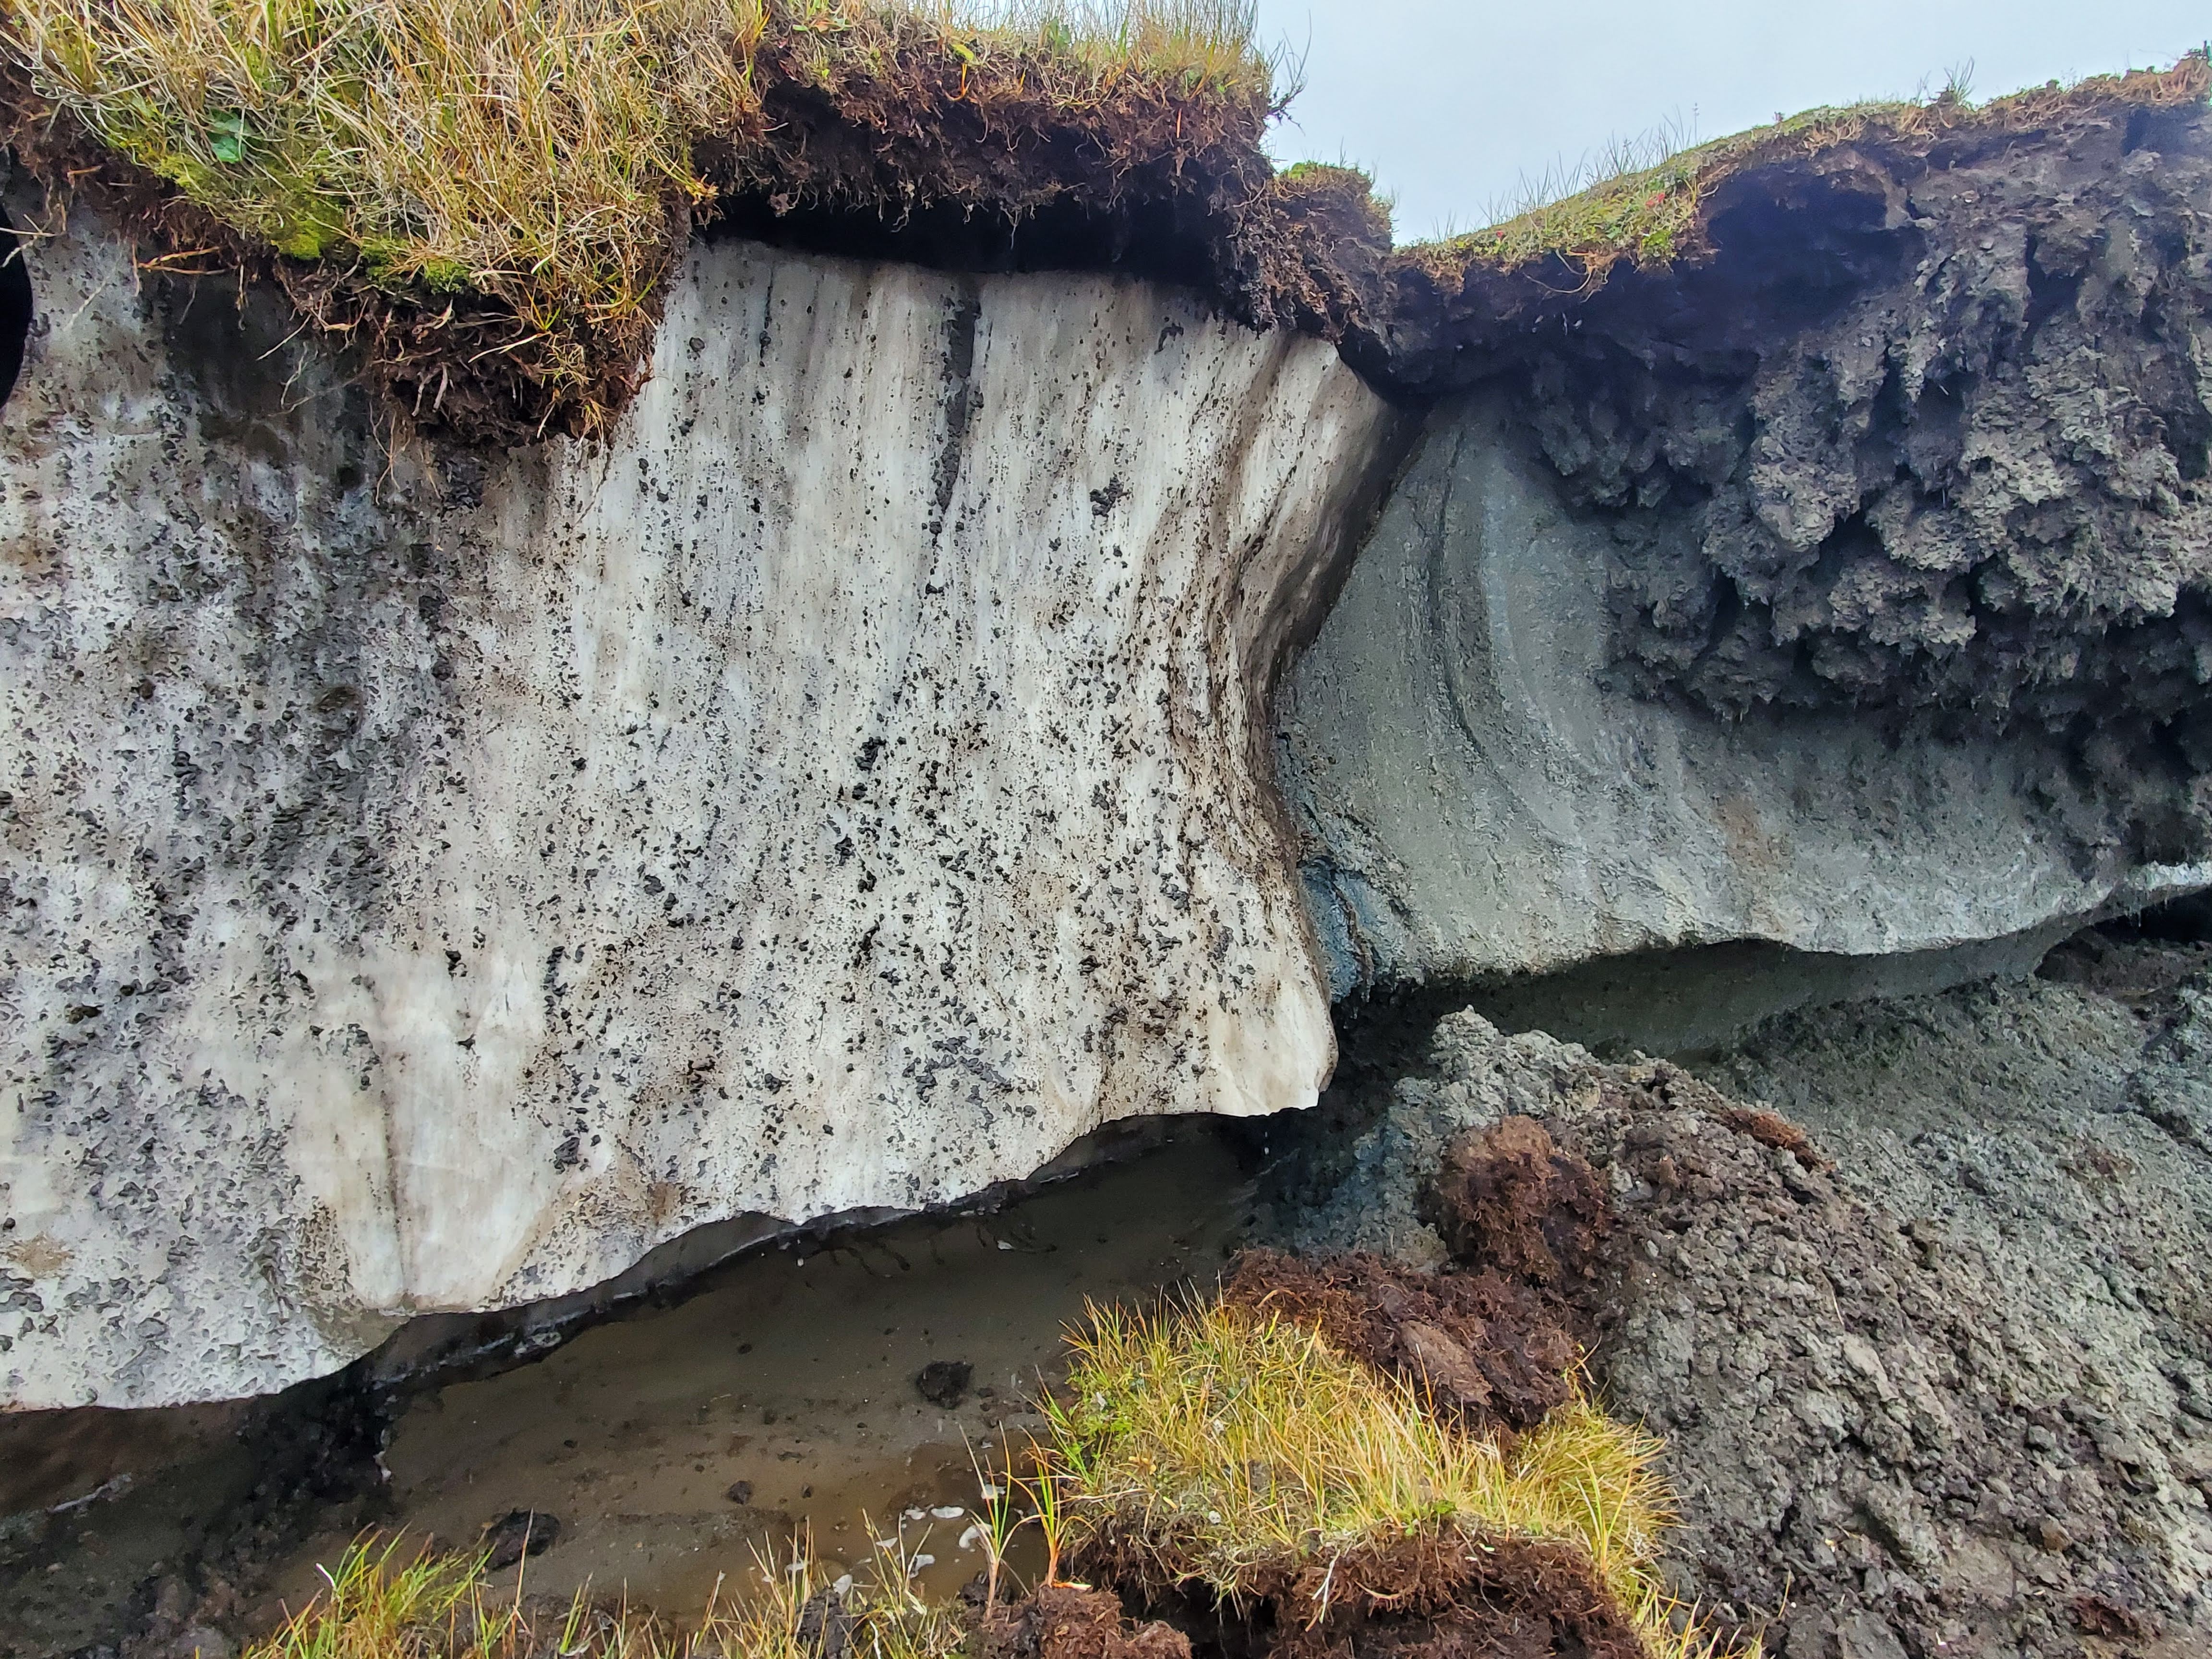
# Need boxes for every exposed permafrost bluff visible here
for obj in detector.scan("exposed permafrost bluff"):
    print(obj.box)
[2,8,2211,1659]
[2,223,1399,1408]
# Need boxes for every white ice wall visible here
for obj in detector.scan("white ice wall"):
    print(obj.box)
[0,213,1401,1408]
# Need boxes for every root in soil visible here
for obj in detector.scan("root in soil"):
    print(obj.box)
[1262,1535,1646,1659]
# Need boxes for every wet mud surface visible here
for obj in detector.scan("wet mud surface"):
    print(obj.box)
[346,1127,1256,1618]
[0,1125,1267,1658]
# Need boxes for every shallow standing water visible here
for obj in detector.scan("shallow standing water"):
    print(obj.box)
[1,1123,1270,1655]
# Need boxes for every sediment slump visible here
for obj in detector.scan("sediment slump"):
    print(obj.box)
[0,201,1402,1409]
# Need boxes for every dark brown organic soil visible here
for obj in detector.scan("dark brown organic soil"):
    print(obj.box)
[1426,1118,1610,1290]
[1221,1250,1576,1431]
[4,46,2200,445]
[984,1585,1192,1659]
[0,89,649,445]
[0,17,1286,443]
[1265,1539,1645,1659]
[1076,1524,1644,1659]
[1274,961,2212,1659]
[1178,1128,1643,1652]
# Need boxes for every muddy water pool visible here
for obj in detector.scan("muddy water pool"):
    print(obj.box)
[1,1122,1270,1655]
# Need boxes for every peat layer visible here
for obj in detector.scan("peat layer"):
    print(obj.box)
[0,24,2201,441]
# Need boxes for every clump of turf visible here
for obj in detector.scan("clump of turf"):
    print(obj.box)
[0,0,1285,436]
[1040,1295,1748,1657]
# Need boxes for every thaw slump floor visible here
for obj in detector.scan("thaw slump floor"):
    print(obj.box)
[265,1127,1260,1623]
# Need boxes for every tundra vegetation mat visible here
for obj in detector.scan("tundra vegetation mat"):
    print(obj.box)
[1398,56,2212,283]
[0,0,1290,438]
[0,0,2202,437]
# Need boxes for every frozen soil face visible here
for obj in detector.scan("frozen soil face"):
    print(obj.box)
[1546,105,2212,782]
[1270,935,2212,1658]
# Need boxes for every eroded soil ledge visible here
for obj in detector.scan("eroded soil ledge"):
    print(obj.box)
[1,25,2201,446]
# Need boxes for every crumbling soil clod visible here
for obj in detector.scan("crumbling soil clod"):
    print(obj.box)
[1427,1117,1610,1287]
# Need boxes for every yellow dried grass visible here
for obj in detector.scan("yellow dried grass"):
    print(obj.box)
[1043,1296,1757,1657]
[241,1527,961,1659]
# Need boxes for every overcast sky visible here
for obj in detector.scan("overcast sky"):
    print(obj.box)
[1251,1,2210,242]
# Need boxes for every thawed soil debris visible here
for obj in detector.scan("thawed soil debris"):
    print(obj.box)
[1426,1117,1611,1289]
[1218,1109,1628,1435]
[1270,932,2212,1658]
